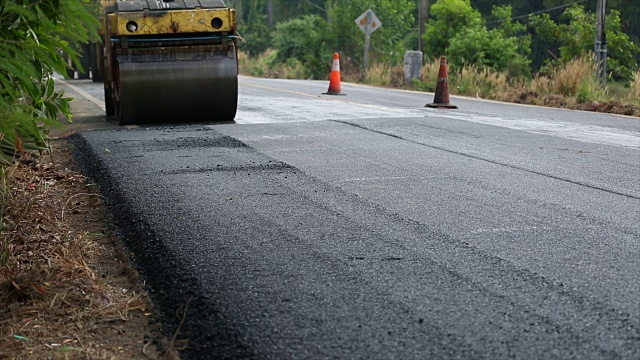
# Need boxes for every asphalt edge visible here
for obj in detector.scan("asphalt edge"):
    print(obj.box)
[68,131,258,359]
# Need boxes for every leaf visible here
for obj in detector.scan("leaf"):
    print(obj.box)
[46,77,55,98]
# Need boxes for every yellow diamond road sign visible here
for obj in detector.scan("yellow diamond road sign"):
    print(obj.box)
[355,9,381,35]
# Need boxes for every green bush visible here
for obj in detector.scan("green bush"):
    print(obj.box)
[272,15,332,79]
[448,27,531,78]
[423,0,483,59]
[428,3,531,78]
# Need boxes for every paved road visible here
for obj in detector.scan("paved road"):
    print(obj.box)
[63,76,640,359]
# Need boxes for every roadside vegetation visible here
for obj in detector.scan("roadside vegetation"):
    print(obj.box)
[237,0,640,116]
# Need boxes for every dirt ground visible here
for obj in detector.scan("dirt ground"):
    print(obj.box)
[0,82,179,359]
[515,92,640,117]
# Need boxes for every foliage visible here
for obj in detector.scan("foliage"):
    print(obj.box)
[448,6,531,78]
[234,0,329,56]
[471,0,640,61]
[233,0,329,25]
[423,0,482,59]
[426,3,531,78]
[271,15,332,79]
[237,0,271,55]
[529,6,639,82]
[0,0,99,167]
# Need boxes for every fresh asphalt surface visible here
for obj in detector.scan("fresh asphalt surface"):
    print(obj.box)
[66,76,640,359]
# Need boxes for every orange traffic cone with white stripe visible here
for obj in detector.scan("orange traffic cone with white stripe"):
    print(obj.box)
[323,52,346,96]
[426,56,457,109]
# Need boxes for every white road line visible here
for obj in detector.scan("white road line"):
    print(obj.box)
[437,111,640,149]
[55,77,106,112]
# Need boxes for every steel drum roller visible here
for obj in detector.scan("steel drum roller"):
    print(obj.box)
[102,0,239,124]
[116,46,237,124]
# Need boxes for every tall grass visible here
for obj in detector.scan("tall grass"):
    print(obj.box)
[538,56,597,97]
[362,63,390,86]
[418,60,442,92]
[444,55,614,107]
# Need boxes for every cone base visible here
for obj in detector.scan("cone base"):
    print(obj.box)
[322,92,346,96]
[426,103,458,109]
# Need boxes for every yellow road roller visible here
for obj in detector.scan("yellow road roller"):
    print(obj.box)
[102,0,238,124]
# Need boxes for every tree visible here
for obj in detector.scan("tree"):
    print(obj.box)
[425,1,531,77]
[423,0,482,59]
[472,0,640,66]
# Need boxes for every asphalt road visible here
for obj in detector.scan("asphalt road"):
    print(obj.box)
[64,76,640,359]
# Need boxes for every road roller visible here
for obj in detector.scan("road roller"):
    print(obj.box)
[102,0,238,124]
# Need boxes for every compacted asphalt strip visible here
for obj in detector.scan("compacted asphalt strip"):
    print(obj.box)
[69,122,639,359]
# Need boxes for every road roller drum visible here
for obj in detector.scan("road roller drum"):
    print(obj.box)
[103,0,238,124]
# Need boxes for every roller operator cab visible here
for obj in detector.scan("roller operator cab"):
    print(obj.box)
[102,0,238,125]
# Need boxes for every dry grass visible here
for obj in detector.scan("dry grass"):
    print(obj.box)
[450,65,517,101]
[361,63,405,88]
[538,56,597,96]
[0,146,174,359]
[419,60,442,92]
[363,63,391,86]
[443,55,638,116]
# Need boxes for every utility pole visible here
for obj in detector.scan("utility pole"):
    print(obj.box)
[267,0,273,30]
[418,0,429,54]
[594,0,607,86]
[235,0,243,23]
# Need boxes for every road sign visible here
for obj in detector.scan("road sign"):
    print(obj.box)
[355,9,382,78]
[355,9,381,35]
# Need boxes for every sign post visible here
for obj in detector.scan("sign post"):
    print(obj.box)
[594,0,607,86]
[355,9,381,79]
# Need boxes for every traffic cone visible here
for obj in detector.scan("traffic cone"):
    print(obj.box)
[323,52,346,96]
[426,56,457,109]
